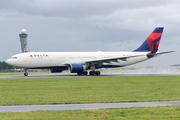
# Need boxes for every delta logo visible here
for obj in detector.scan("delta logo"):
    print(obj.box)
[30,54,48,57]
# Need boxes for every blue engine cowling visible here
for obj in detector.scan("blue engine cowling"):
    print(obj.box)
[69,64,85,73]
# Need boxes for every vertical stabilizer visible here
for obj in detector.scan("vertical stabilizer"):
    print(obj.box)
[133,27,164,52]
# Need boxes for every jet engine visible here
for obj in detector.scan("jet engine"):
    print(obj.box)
[69,64,87,73]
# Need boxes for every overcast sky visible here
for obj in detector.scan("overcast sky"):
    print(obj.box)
[0,0,179,67]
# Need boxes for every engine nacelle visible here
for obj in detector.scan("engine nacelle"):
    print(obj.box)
[69,64,86,73]
[50,68,63,73]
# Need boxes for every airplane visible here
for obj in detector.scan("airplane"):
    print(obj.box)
[6,27,174,76]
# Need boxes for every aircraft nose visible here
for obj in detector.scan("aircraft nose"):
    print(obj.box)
[6,59,12,65]
[6,59,9,63]
[6,58,21,68]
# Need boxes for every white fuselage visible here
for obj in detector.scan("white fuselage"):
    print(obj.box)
[6,51,149,69]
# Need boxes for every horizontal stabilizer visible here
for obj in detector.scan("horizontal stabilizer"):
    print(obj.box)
[156,51,175,55]
[147,51,175,58]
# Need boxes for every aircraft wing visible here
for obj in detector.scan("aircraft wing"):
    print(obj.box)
[84,55,143,65]
[62,51,174,66]
[85,51,175,64]
[62,53,147,65]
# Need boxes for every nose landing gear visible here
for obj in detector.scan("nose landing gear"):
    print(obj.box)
[23,68,28,76]
[24,72,28,76]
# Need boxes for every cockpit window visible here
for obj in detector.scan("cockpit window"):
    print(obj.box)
[12,57,17,59]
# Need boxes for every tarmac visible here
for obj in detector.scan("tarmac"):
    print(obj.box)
[0,72,180,78]
[1,101,180,112]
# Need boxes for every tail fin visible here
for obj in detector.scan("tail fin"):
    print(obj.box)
[133,27,164,52]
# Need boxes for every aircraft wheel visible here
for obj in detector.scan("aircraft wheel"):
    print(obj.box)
[24,73,28,76]
[89,71,95,75]
[83,71,88,75]
[95,71,101,75]
[77,72,83,75]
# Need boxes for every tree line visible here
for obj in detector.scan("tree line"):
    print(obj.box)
[0,61,14,71]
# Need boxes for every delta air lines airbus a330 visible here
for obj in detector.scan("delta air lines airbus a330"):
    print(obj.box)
[6,27,173,76]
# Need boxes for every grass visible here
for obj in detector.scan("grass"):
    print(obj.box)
[1,106,180,120]
[1,76,180,106]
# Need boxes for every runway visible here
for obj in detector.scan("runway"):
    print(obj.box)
[0,72,180,78]
[1,101,180,112]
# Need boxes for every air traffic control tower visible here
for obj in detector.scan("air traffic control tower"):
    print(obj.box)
[19,29,29,53]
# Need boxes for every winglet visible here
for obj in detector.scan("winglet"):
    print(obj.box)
[133,27,164,52]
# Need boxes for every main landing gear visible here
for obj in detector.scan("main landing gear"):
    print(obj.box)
[89,71,100,75]
[77,71,88,75]
[23,68,28,76]
[77,71,101,76]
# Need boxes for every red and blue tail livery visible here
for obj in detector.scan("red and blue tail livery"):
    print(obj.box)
[133,27,164,52]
